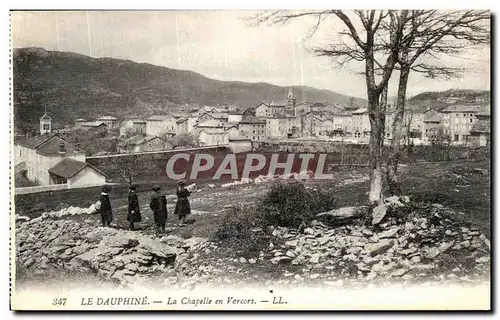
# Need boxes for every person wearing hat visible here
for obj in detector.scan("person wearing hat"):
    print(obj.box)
[127,185,141,231]
[99,185,113,227]
[174,180,191,226]
[149,185,168,236]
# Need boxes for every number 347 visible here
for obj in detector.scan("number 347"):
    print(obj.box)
[52,298,67,306]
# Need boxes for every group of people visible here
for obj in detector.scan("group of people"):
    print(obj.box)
[98,180,192,236]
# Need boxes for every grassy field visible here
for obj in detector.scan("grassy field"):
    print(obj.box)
[22,159,491,239]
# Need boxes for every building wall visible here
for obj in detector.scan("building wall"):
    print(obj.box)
[443,112,477,144]
[68,166,107,188]
[228,114,243,123]
[352,113,370,138]
[146,118,177,137]
[198,130,227,146]
[255,104,270,117]
[238,123,266,141]
[22,150,86,186]
[265,118,287,139]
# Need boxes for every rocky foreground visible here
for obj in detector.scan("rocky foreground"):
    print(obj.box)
[15,195,490,290]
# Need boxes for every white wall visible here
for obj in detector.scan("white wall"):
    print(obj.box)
[68,166,106,188]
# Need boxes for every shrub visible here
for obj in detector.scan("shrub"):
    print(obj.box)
[258,181,337,229]
[214,205,268,255]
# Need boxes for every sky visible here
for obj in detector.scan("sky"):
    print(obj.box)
[11,10,491,99]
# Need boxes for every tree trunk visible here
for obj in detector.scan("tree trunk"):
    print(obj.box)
[386,66,410,196]
[368,93,383,205]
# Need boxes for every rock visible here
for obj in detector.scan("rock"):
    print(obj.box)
[317,206,366,220]
[161,235,185,247]
[362,229,373,236]
[285,240,298,247]
[365,239,394,257]
[400,248,417,256]
[412,264,435,270]
[138,240,177,260]
[459,240,471,248]
[23,257,34,268]
[378,227,400,239]
[270,256,292,265]
[249,258,257,264]
[182,237,208,250]
[410,256,421,264]
[285,250,296,258]
[475,256,490,264]
[402,274,414,281]
[239,257,247,264]
[101,235,140,248]
[392,268,408,277]
[372,204,388,225]
[425,241,454,259]
[304,228,314,235]
[385,196,405,208]
[432,203,444,209]
[479,234,490,250]
[445,230,453,236]
[309,254,320,264]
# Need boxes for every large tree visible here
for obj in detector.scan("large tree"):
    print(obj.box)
[249,10,409,205]
[384,10,490,195]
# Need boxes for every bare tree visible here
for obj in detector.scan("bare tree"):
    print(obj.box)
[103,155,150,186]
[384,10,490,195]
[249,10,409,205]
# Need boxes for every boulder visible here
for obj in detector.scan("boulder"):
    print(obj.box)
[365,239,394,257]
[317,206,366,220]
[377,227,400,239]
[424,241,455,259]
[182,237,208,250]
[270,256,292,265]
[372,204,388,225]
[101,235,140,248]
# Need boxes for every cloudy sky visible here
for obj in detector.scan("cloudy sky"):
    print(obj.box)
[11,10,490,99]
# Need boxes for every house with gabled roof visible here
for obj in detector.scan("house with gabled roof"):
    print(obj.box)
[14,133,106,187]
[48,158,107,187]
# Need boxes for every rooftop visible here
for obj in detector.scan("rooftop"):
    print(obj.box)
[196,119,224,128]
[441,104,489,113]
[352,108,368,114]
[97,116,118,121]
[49,158,107,179]
[239,116,266,124]
[147,115,175,121]
[470,119,490,133]
[16,133,85,156]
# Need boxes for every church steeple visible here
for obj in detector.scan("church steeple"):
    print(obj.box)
[40,106,52,135]
[287,88,297,116]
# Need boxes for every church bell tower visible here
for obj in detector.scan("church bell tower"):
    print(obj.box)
[39,107,52,135]
[287,88,296,115]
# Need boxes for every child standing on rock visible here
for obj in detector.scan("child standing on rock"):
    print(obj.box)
[127,185,141,231]
[99,185,113,227]
[174,180,191,226]
[149,185,168,236]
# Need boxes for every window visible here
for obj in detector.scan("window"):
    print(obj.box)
[454,134,459,141]
[42,123,50,130]
[470,118,473,123]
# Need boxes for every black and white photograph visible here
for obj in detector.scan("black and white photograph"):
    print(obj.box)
[9,8,491,310]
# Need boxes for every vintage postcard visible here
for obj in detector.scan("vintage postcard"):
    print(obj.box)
[10,9,491,311]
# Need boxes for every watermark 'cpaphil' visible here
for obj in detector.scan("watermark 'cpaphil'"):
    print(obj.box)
[165,152,333,181]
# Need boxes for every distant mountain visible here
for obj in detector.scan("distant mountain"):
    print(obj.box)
[407,89,490,112]
[13,47,367,132]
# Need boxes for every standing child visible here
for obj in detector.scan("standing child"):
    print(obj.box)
[149,185,168,236]
[127,185,141,230]
[99,185,113,227]
[174,180,191,226]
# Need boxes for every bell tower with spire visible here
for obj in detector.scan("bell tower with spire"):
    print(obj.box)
[287,88,297,115]
[39,106,52,135]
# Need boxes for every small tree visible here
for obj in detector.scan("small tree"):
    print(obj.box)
[102,155,150,186]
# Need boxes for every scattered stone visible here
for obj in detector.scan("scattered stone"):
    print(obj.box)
[392,268,408,277]
[378,227,400,239]
[372,204,388,225]
[365,239,394,257]
[239,257,247,264]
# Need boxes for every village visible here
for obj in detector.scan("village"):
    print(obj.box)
[13,88,491,191]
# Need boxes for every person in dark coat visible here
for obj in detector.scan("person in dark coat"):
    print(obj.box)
[150,185,168,236]
[127,185,141,231]
[99,185,113,227]
[174,180,191,226]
